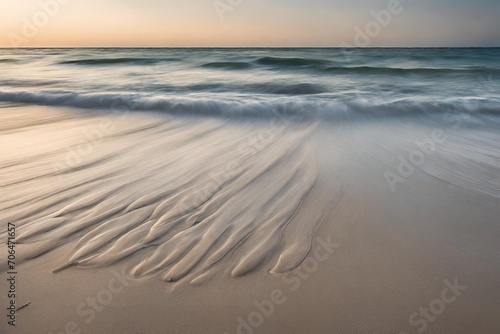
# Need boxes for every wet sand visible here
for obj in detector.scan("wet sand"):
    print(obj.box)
[1,105,500,333]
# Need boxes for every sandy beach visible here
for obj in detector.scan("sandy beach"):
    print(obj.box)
[1,0,500,331]
[1,102,499,333]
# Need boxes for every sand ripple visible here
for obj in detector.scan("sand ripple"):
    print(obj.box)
[0,108,330,283]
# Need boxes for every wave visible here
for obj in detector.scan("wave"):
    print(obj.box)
[0,90,327,118]
[0,89,498,120]
[0,59,17,63]
[0,79,60,87]
[245,83,328,95]
[323,66,500,75]
[250,58,500,75]
[256,56,329,67]
[59,57,180,66]
[201,62,252,70]
[127,82,328,95]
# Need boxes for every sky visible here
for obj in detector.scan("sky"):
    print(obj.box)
[1,0,499,47]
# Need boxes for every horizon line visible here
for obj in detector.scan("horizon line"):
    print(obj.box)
[1,46,500,49]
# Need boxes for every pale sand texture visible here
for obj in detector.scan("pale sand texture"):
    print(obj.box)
[1,105,499,333]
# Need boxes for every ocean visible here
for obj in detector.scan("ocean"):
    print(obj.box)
[1,48,499,118]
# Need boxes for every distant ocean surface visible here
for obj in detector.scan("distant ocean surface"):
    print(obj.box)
[0,48,499,118]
